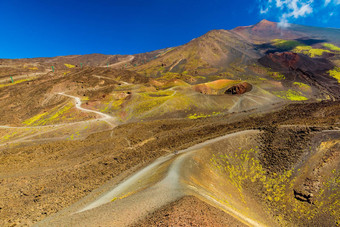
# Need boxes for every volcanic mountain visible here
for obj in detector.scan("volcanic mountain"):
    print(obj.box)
[0,20,340,227]
[233,19,340,44]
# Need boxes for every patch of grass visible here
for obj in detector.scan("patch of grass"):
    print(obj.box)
[328,67,340,83]
[308,48,331,57]
[141,90,175,97]
[271,39,332,57]
[129,90,174,115]
[45,103,73,123]
[230,63,246,73]
[187,112,220,119]
[211,146,340,225]
[154,72,198,87]
[322,43,340,51]
[272,39,302,50]
[23,112,49,126]
[273,89,308,101]
[158,72,185,82]
[204,79,240,90]
[64,64,75,68]
[1,131,19,143]
[23,103,74,126]
[211,147,292,205]
[293,82,311,92]
[110,98,125,110]
[100,105,109,113]
[0,78,36,89]
[81,96,90,101]
[271,72,285,80]
[124,89,192,119]
[293,46,331,57]
[293,45,312,52]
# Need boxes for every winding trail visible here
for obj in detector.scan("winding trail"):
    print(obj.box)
[39,128,339,227]
[168,58,183,72]
[0,93,116,147]
[77,131,252,213]
[106,55,135,68]
[57,93,115,128]
[37,130,263,227]
[91,75,132,86]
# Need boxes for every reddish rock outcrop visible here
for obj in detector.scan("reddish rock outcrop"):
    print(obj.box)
[259,52,333,72]
[224,82,252,95]
[266,52,300,69]
[259,52,340,100]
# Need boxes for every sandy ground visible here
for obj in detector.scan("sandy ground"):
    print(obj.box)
[134,196,247,227]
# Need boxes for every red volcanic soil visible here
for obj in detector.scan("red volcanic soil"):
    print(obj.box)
[224,82,253,95]
[259,52,340,99]
[193,81,252,95]
[259,52,334,72]
[267,52,301,69]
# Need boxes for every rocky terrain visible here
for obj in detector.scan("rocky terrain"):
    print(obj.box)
[0,19,339,226]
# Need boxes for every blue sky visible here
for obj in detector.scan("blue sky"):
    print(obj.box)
[0,0,339,58]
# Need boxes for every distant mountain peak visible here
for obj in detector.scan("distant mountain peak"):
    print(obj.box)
[232,19,304,42]
[232,19,277,33]
[257,19,276,25]
[253,19,277,30]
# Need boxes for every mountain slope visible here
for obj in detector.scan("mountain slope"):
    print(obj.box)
[232,19,340,45]
[134,29,260,77]
[1,19,340,227]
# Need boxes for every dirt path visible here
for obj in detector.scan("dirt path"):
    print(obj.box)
[168,58,183,72]
[57,93,115,128]
[107,55,135,68]
[0,93,116,147]
[91,75,132,86]
[55,128,338,227]
[78,131,253,211]
[91,75,117,81]
[36,130,260,226]
[2,100,338,226]
[0,92,117,129]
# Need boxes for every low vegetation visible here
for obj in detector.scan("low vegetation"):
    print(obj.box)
[273,89,308,101]
[271,39,333,57]
[328,67,340,83]
[322,43,340,51]
[271,39,301,50]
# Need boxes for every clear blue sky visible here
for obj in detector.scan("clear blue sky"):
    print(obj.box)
[1,0,339,59]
